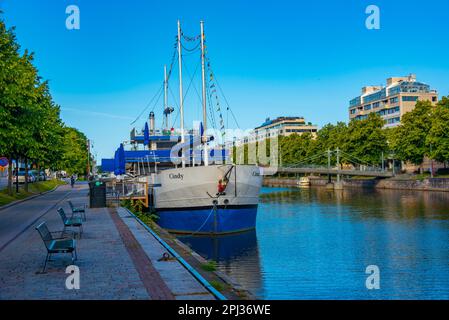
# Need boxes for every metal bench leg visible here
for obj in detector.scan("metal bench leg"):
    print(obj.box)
[42,253,50,273]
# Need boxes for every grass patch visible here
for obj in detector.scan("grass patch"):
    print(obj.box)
[121,199,159,228]
[135,212,159,228]
[0,179,66,207]
[209,280,225,292]
[201,260,217,272]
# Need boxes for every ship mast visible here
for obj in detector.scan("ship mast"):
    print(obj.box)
[200,20,209,166]
[164,65,168,130]
[177,20,185,168]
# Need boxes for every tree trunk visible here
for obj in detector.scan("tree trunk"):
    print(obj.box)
[7,157,13,196]
[24,157,29,192]
[15,157,19,193]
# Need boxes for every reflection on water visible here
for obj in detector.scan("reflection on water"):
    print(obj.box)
[178,230,264,296]
[178,187,449,299]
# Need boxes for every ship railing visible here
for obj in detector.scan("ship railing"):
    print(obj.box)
[103,178,149,208]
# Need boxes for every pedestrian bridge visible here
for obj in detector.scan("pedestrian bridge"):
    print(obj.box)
[276,166,394,178]
[274,148,395,178]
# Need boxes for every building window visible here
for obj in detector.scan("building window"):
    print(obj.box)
[390,97,399,104]
[363,88,387,104]
[364,104,372,110]
[350,109,356,114]
[373,102,380,108]
[402,96,418,102]
[432,96,437,102]
[386,117,400,124]
[350,97,361,107]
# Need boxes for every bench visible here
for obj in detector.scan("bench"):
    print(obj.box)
[68,200,87,221]
[35,221,77,273]
[58,207,83,238]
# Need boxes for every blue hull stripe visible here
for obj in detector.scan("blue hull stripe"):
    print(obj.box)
[157,206,258,234]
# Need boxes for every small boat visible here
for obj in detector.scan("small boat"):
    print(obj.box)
[298,177,310,188]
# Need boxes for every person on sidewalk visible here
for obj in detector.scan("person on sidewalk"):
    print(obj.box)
[70,174,76,188]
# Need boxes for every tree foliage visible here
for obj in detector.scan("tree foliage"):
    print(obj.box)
[427,96,449,163]
[274,96,449,169]
[343,113,388,164]
[389,100,433,166]
[0,16,89,194]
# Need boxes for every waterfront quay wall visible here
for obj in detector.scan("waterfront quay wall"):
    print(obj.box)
[263,177,449,192]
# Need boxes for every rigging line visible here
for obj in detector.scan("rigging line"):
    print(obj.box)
[205,80,217,131]
[204,59,231,135]
[181,33,200,42]
[213,73,240,129]
[180,48,201,57]
[130,83,164,125]
[168,85,180,128]
[181,41,201,52]
[168,84,180,110]
[166,37,178,81]
[181,56,201,104]
[171,108,180,129]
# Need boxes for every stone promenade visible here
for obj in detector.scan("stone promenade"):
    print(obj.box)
[0,182,214,300]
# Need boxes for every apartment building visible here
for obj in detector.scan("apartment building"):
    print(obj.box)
[349,74,438,127]
[237,116,318,145]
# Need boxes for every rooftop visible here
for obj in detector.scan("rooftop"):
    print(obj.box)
[349,74,437,108]
[256,116,306,129]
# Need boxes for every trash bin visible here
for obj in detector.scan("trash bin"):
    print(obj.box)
[89,181,106,208]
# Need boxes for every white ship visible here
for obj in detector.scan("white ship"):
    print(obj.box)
[110,20,262,234]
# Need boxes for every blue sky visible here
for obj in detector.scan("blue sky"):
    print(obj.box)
[2,0,449,160]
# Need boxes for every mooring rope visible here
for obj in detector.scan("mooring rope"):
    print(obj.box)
[188,205,216,236]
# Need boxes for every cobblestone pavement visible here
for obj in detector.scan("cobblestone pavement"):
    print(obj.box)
[0,185,149,299]
[0,183,215,300]
[117,208,214,300]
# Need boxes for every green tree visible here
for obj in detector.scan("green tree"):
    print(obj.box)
[313,122,348,165]
[1,14,89,194]
[279,132,315,165]
[427,96,449,164]
[391,100,433,172]
[0,18,37,193]
[59,127,89,176]
[342,113,387,165]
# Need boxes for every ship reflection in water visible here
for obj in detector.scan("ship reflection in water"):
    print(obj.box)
[178,230,264,297]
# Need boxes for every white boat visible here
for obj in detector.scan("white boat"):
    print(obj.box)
[154,164,261,234]
[147,20,262,234]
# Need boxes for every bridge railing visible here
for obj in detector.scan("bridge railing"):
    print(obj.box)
[281,163,387,172]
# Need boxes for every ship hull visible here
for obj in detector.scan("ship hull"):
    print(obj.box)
[154,164,262,234]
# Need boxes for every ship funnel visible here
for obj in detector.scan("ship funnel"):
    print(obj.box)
[149,112,155,134]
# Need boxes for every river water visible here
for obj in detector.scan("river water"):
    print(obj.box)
[178,187,449,299]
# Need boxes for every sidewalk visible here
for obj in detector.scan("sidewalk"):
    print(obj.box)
[0,183,214,300]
